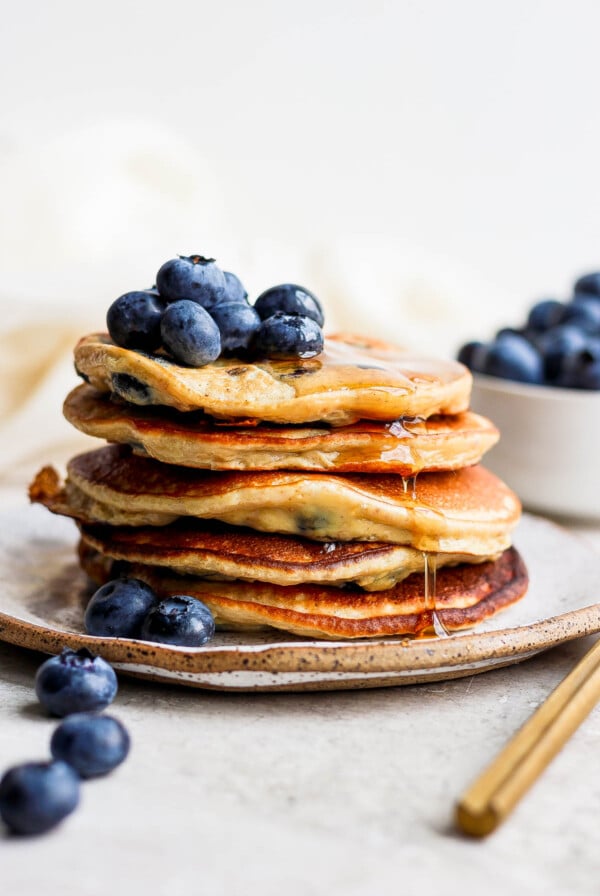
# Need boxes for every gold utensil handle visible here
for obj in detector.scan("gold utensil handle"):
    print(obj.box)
[455,636,600,837]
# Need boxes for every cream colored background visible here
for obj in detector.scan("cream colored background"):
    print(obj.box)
[2,5,600,894]
[2,0,600,484]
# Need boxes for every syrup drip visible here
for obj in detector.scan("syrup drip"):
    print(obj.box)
[401,474,418,500]
[387,415,425,439]
[418,552,449,638]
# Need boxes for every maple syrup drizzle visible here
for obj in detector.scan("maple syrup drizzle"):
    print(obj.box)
[401,474,418,499]
[418,552,449,638]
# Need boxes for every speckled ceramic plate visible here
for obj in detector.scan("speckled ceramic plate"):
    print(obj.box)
[0,504,599,691]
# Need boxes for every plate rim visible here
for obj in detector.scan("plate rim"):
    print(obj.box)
[1,601,599,677]
[1,510,599,689]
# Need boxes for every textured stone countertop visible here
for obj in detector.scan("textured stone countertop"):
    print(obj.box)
[1,485,599,896]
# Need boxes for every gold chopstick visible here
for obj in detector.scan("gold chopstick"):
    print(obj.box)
[455,636,600,837]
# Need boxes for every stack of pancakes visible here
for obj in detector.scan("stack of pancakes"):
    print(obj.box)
[30,332,527,639]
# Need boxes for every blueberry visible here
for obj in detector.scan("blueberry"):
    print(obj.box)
[156,255,226,310]
[526,300,566,332]
[106,291,166,352]
[253,312,324,359]
[254,284,325,327]
[477,334,544,384]
[84,578,158,639]
[496,327,527,341]
[140,596,215,647]
[562,300,600,334]
[0,761,79,835]
[222,271,248,304]
[50,714,130,779]
[555,339,600,389]
[210,301,261,353]
[35,648,118,717]
[536,324,589,382]
[160,300,221,367]
[573,292,600,313]
[573,272,600,297]
[457,340,486,369]
[111,373,152,404]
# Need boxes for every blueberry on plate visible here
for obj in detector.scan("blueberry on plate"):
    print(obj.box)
[140,595,215,647]
[526,299,566,332]
[50,714,130,779]
[222,271,248,304]
[210,301,261,352]
[561,300,600,334]
[106,290,166,352]
[84,578,158,639]
[254,284,325,327]
[555,339,600,389]
[35,648,118,717]
[0,761,80,835]
[536,324,589,382]
[253,312,324,359]
[161,300,221,366]
[476,333,544,384]
[156,255,226,310]
[573,271,600,298]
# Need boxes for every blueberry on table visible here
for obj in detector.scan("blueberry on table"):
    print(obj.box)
[211,301,261,352]
[106,291,166,352]
[526,300,566,332]
[35,648,118,717]
[156,255,226,309]
[476,333,544,384]
[573,271,600,297]
[160,300,221,366]
[253,312,324,359]
[84,578,158,639]
[0,761,80,835]
[140,596,215,647]
[51,714,130,779]
[222,271,248,304]
[254,284,325,327]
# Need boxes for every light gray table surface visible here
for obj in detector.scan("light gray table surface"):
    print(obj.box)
[1,481,599,896]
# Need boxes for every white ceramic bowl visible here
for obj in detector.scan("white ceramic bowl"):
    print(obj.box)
[470,373,600,520]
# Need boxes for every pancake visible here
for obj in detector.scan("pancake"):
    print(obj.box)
[30,447,521,554]
[76,518,497,591]
[73,332,472,425]
[64,384,499,474]
[78,541,529,639]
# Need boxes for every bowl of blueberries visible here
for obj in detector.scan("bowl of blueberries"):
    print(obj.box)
[457,272,600,520]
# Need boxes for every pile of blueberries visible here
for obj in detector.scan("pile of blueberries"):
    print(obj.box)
[0,648,128,836]
[107,255,325,366]
[84,577,215,646]
[457,272,600,389]
[0,581,214,837]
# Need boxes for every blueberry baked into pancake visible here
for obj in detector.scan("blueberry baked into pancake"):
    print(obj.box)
[31,255,528,641]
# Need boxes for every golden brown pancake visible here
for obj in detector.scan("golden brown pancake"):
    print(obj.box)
[64,384,499,474]
[79,540,528,639]
[75,518,497,591]
[73,332,472,425]
[30,447,521,555]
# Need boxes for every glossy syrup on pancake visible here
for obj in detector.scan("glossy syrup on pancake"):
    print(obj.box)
[78,540,529,640]
[58,445,522,555]
[63,384,499,474]
[73,332,473,424]
[73,517,498,591]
